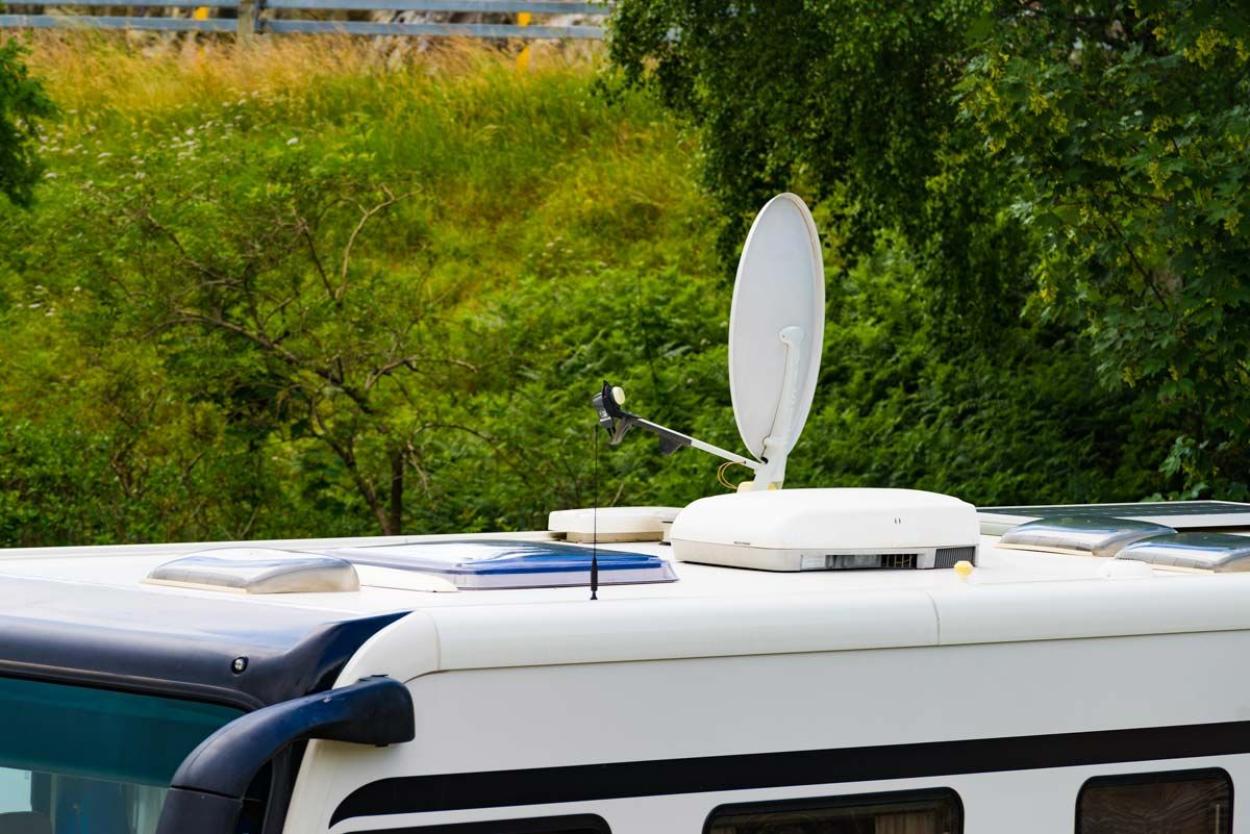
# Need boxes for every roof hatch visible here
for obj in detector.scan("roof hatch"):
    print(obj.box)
[331,539,677,590]
[997,516,1176,558]
[1116,532,1250,572]
[145,548,359,594]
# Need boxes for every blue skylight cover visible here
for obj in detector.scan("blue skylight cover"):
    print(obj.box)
[332,539,678,590]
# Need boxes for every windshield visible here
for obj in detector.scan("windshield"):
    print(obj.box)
[0,676,241,834]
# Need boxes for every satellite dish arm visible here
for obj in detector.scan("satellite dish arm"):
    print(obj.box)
[593,383,760,470]
[752,325,805,489]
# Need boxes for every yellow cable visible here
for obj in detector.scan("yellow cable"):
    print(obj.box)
[717,460,747,491]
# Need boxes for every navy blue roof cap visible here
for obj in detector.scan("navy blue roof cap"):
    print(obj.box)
[333,539,678,590]
[0,576,404,710]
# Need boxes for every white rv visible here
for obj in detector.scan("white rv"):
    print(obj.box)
[1,196,1247,834]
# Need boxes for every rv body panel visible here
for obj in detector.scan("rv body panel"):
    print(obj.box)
[286,627,1250,832]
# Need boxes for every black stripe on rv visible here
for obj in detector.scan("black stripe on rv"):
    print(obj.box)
[331,719,1250,825]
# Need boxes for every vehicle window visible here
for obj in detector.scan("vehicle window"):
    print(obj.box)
[1076,768,1232,834]
[706,789,962,834]
[360,816,609,833]
[0,676,241,834]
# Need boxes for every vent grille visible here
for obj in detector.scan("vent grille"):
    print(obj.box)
[934,546,977,568]
[880,552,918,569]
[817,552,918,570]
[797,546,978,571]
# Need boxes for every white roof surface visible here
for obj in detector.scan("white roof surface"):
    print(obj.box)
[0,529,1189,611]
[4,526,1250,672]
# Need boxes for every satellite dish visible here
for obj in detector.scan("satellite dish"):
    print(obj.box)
[591,193,825,490]
[729,193,825,486]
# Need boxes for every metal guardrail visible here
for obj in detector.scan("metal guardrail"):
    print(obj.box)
[0,0,610,38]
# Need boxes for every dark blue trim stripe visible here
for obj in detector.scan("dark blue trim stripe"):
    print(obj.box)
[331,720,1250,826]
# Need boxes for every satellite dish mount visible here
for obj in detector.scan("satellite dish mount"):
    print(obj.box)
[593,193,825,491]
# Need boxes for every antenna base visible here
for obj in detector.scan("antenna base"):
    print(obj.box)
[592,383,760,471]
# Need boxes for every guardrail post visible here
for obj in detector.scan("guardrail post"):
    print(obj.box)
[515,10,532,70]
[237,0,256,40]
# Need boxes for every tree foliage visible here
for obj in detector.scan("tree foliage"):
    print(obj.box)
[0,38,53,207]
[609,0,1250,498]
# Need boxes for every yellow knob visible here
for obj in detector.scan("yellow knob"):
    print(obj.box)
[953,560,973,579]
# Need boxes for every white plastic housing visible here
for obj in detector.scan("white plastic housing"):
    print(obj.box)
[670,488,979,571]
[548,506,681,543]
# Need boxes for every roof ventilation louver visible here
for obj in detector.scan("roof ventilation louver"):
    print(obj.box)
[934,545,977,568]
[145,548,360,594]
[331,539,678,590]
[1115,532,1250,572]
[997,516,1175,558]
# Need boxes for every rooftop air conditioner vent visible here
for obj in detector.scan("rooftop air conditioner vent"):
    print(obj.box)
[997,516,1175,558]
[800,552,921,571]
[1115,532,1250,572]
[670,488,979,572]
[145,548,360,594]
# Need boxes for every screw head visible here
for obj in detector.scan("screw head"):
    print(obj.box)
[231,656,248,674]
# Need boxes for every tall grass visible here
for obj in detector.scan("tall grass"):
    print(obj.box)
[21,34,710,299]
[25,34,591,114]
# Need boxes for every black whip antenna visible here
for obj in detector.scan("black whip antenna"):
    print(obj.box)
[590,420,599,601]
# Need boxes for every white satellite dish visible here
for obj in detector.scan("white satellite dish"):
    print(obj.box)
[592,192,825,490]
[729,193,825,486]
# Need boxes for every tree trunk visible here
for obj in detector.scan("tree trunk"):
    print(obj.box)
[387,448,404,536]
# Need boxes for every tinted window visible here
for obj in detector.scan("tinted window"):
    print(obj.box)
[1077,769,1232,834]
[0,676,240,834]
[707,790,962,834]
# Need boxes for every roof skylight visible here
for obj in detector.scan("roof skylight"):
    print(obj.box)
[332,539,678,590]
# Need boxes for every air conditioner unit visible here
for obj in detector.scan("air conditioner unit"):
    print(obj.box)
[670,488,979,571]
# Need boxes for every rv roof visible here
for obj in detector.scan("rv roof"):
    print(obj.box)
[4,524,1250,704]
